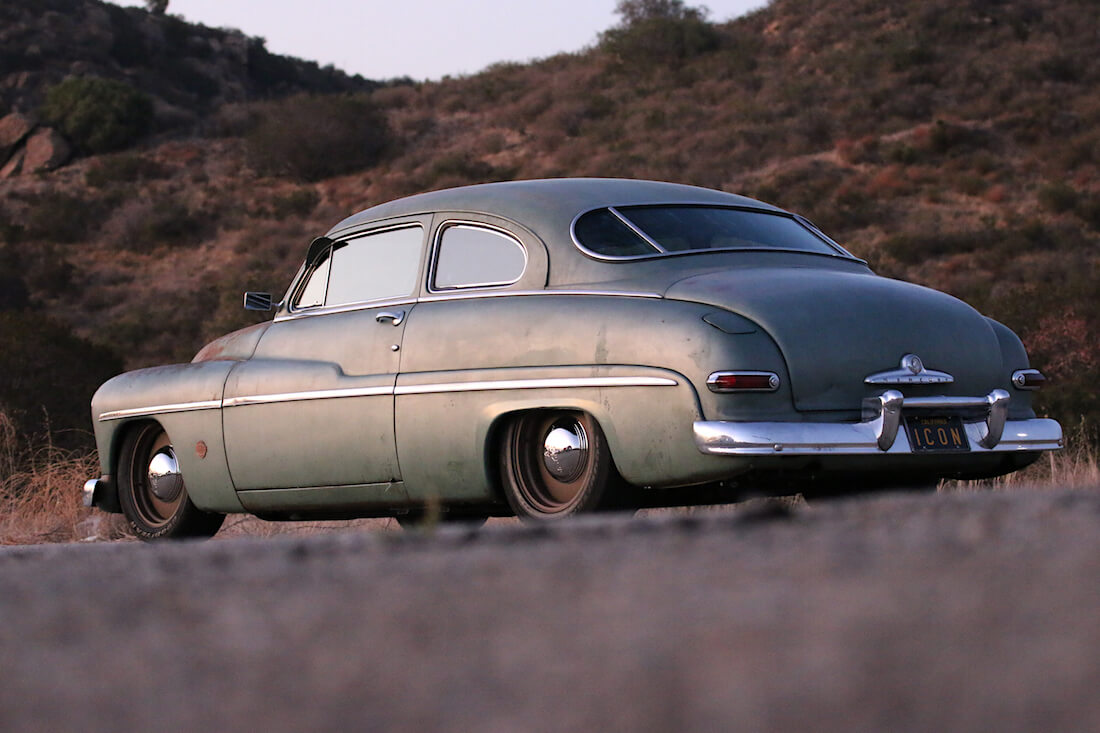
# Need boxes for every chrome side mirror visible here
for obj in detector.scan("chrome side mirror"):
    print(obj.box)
[243,291,274,311]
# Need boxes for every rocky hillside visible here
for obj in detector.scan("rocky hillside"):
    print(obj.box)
[0,0,1096,459]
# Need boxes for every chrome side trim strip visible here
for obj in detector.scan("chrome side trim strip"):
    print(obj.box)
[418,289,663,303]
[223,386,394,408]
[396,376,677,396]
[274,297,418,323]
[222,376,679,409]
[98,400,222,422]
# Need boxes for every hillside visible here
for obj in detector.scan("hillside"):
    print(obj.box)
[0,0,1096,460]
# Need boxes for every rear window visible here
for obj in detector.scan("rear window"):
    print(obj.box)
[573,205,842,258]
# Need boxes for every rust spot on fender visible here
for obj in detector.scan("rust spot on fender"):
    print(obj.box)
[196,441,208,459]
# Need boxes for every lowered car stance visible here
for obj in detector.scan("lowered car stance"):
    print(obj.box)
[83,179,1063,539]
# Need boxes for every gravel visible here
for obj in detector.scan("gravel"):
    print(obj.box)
[2,488,1099,732]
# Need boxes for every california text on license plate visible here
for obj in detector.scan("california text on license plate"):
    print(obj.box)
[906,415,971,452]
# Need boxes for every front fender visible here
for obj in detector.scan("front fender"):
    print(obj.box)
[90,361,244,513]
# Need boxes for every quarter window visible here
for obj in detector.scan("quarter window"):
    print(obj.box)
[433,224,526,290]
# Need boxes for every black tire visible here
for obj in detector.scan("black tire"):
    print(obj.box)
[117,422,225,541]
[500,410,618,521]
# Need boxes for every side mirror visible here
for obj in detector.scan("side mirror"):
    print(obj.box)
[243,291,274,311]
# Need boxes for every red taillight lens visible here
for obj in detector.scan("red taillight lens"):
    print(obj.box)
[1012,369,1046,390]
[707,371,781,393]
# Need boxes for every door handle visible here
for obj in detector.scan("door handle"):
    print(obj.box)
[375,310,405,326]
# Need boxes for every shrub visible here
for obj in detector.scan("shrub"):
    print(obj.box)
[24,193,104,244]
[105,198,208,250]
[85,153,170,187]
[244,93,391,181]
[270,188,320,220]
[1037,182,1079,214]
[39,77,154,154]
[599,0,722,69]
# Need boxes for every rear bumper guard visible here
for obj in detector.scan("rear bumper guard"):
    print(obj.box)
[694,389,1064,456]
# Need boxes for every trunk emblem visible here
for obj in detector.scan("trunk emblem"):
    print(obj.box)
[866,354,954,385]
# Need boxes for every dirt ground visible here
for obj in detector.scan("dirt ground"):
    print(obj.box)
[2,488,1099,732]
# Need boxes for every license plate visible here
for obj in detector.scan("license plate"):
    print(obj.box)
[906,415,970,452]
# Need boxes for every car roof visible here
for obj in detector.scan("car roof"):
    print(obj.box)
[326,178,782,239]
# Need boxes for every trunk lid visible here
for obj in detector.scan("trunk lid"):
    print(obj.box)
[666,265,1004,412]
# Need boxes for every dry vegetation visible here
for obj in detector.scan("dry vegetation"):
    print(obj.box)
[1,0,1097,541]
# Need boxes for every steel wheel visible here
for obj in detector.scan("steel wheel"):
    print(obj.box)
[500,411,614,520]
[118,422,224,541]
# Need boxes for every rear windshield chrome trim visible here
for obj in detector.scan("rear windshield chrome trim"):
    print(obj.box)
[570,203,864,263]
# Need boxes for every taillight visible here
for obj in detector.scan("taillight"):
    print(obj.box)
[707,371,781,393]
[1012,369,1046,390]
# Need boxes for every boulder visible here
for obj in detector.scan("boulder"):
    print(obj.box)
[0,112,35,162]
[22,127,71,172]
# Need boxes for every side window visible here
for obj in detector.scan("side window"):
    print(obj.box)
[433,224,527,290]
[324,226,424,307]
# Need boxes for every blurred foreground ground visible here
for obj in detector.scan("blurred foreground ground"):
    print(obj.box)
[2,488,1099,732]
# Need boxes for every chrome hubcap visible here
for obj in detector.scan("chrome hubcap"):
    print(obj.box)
[148,446,183,502]
[543,421,588,482]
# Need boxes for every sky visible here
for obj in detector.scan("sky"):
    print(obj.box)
[109,0,769,81]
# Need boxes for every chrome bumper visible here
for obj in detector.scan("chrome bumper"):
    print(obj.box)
[695,389,1064,457]
[82,477,105,507]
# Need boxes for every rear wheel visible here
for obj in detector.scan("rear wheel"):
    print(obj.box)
[500,411,618,521]
[118,423,225,541]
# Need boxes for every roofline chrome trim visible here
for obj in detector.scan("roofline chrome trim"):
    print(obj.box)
[607,206,666,253]
[98,400,221,422]
[396,376,678,395]
[569,203,864,263]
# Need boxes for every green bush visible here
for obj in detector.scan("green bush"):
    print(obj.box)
[599,0,721,69]
[244,93,391,181]
[40,77,154,154]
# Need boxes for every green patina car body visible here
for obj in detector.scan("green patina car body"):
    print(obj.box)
[83,179,1063,538]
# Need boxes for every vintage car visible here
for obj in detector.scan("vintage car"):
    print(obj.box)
[83,178,1063,539]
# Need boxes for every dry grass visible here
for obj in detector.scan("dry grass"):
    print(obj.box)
[942,425,1100,492]
[0,413,129,545]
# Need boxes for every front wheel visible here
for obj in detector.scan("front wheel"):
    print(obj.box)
[118,422,225,541]
[499,411,618,521]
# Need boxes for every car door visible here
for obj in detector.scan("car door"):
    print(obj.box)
[222,220,427,491]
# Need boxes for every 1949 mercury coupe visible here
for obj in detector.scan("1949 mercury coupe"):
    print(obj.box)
[83,178,1063,539]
